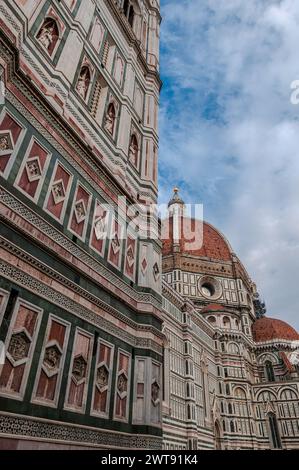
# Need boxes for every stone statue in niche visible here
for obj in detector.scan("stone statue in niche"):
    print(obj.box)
[129,134,138,166]
[76,67,90,100]
[151,380,160,404]
[104,103,116,135]
[37,19,57,52]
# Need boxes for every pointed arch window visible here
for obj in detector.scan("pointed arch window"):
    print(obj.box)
[128,5,135,27]
[265,360,275,382]
[122,1,135,28]
[123,0,129,16]
[268,412,282,449]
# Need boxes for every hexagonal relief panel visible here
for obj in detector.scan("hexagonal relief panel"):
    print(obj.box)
[72,354,87,381]
[8,331,31,362]
[43,344,61,370]
[117,372,128,395]
[97,365,109,389]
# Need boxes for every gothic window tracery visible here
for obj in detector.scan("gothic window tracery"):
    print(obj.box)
[265,360,275,383]
[122,1,135,28]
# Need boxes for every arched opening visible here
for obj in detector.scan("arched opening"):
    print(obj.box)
[129,134,138,167]
[37,18,59,55]
[214,421,222,450]
[128,5,135,27]
[265,360,275,382]
[76,66,91,100]
[230,420,235,433]
[234,387,246,399]
[207,316,216,325]
[104,102,116,135]
[228,342,239,354]
[123,0,129,16]
[268,412,281,449]
[223,316,231,329]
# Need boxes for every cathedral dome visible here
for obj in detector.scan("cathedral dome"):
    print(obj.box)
[252,317,299,343]
[162,216,233,262]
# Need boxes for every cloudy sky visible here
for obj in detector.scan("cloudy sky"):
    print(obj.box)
[159,0,299,329]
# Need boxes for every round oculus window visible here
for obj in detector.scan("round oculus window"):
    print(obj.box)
[201,283,215,297]
[198,276,222,300]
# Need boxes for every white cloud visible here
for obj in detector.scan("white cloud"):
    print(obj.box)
[160,0,299,329]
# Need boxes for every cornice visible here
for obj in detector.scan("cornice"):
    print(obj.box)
[0,240,164,352]
[0,188,162,315]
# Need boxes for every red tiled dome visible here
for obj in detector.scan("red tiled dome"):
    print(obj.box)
[162,216,232,261]
[201,304,227,314]
[252,317,299,343]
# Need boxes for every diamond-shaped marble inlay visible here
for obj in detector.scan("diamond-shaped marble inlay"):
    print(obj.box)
[74,199,87,224]
[94,214,107,240]
[153,262,160,281]
[25,157,42,182]
[51,179,66,205]
[126,245,135,267]
[141,258,148,274]
[0,131,13,155]
[111,232,120,254]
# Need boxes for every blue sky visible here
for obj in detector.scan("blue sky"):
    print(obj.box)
[158,0,299,329]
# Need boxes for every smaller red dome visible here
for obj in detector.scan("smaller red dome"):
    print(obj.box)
[252,317,299,343]
[201,304,227,314]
